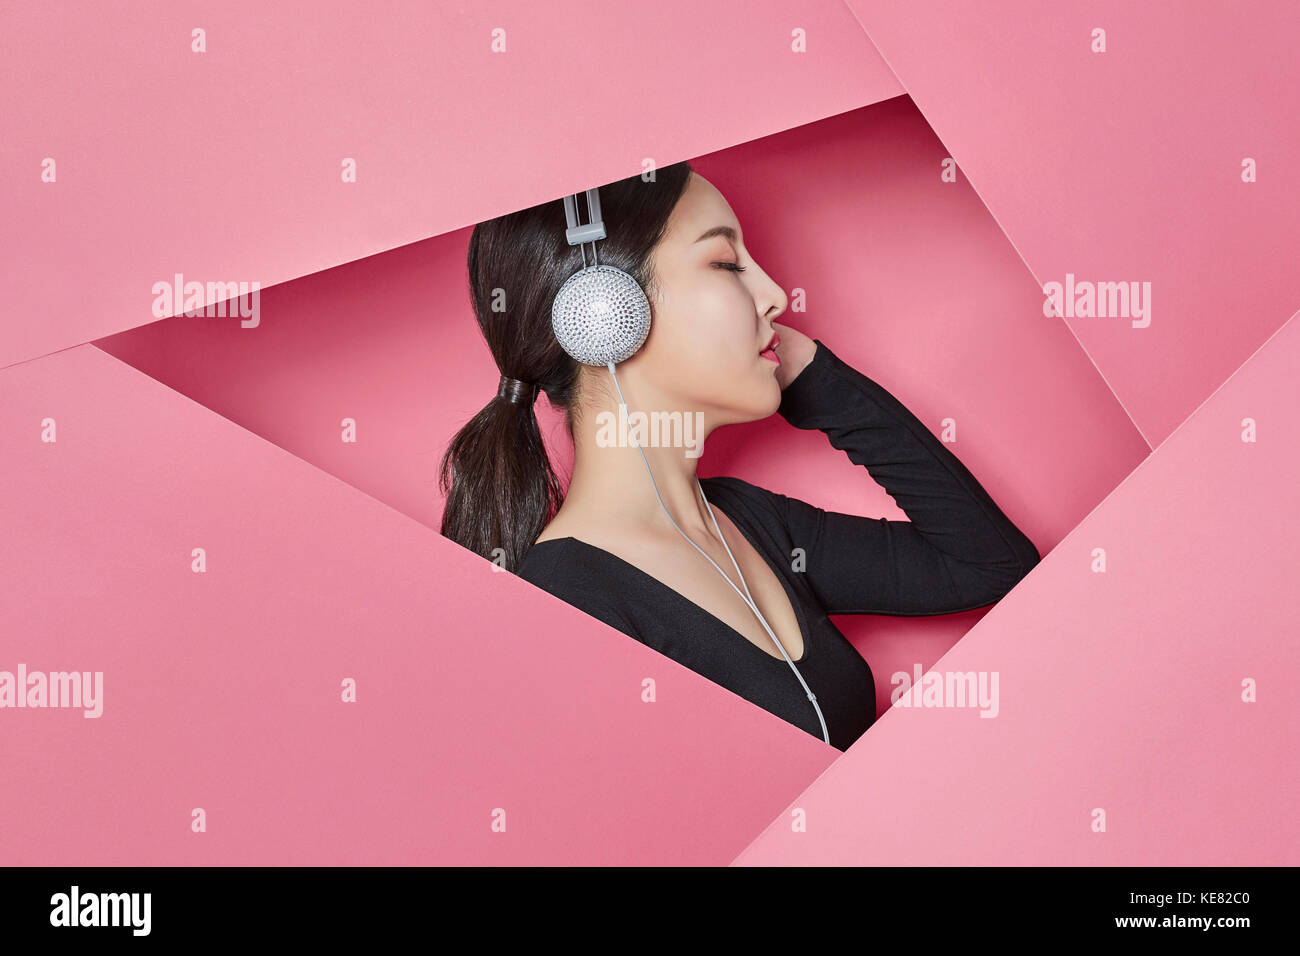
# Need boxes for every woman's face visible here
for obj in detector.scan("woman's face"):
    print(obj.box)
[629,171,789,425]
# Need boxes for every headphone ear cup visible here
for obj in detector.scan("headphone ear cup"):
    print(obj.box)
[552,264,652,366]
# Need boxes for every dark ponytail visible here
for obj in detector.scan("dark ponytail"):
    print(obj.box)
[440,162,694,572]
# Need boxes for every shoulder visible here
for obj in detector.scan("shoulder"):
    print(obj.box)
[699,474,789,528]
[517,537,608,590]
[699,473,766,499]
[515,539,642,636]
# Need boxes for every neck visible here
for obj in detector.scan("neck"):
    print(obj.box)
[564,370,719,540]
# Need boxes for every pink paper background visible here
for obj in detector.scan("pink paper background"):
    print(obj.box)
[0,344,836,865]
[96,96,1142,724]
[1,1,1296,866]
[0,0,900,369]
[846,0,1300,447]
[737,308,1300,865]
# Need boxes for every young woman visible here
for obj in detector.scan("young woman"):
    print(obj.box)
[440,162,1040,750]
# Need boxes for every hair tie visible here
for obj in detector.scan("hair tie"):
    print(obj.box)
[497,374,538,406]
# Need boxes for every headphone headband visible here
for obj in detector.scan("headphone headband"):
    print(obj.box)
[562,188,608,247]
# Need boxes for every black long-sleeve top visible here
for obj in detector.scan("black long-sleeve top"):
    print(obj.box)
[516,339,1041,750]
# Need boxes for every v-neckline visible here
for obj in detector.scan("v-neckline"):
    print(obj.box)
[526,499,811,666]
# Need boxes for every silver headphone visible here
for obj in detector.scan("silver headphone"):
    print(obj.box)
[550,185,830,746]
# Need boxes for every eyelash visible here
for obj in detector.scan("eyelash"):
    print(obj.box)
[713,261,747,273]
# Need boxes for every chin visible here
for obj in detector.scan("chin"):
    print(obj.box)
[748,374,784,421]
[701,365,782,423]
[762,381,783,417]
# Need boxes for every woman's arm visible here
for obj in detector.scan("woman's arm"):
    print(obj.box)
[771,336,1040,616]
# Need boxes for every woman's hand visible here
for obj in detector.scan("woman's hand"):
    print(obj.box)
[771,321,817,390]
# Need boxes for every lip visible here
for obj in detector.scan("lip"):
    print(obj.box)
[759,331,781,365]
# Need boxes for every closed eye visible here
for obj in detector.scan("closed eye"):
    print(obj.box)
[712,261,747,273]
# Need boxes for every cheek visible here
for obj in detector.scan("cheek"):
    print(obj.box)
[662,332,771,412]
[658,315,748,385]
[650,280,727,352]
[645,279,764,400]
[680,282,754,351]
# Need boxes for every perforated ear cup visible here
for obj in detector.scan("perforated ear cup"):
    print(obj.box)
[551,264,652,366]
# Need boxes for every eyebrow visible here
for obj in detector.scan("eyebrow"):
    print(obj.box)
[693,225,740,244]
